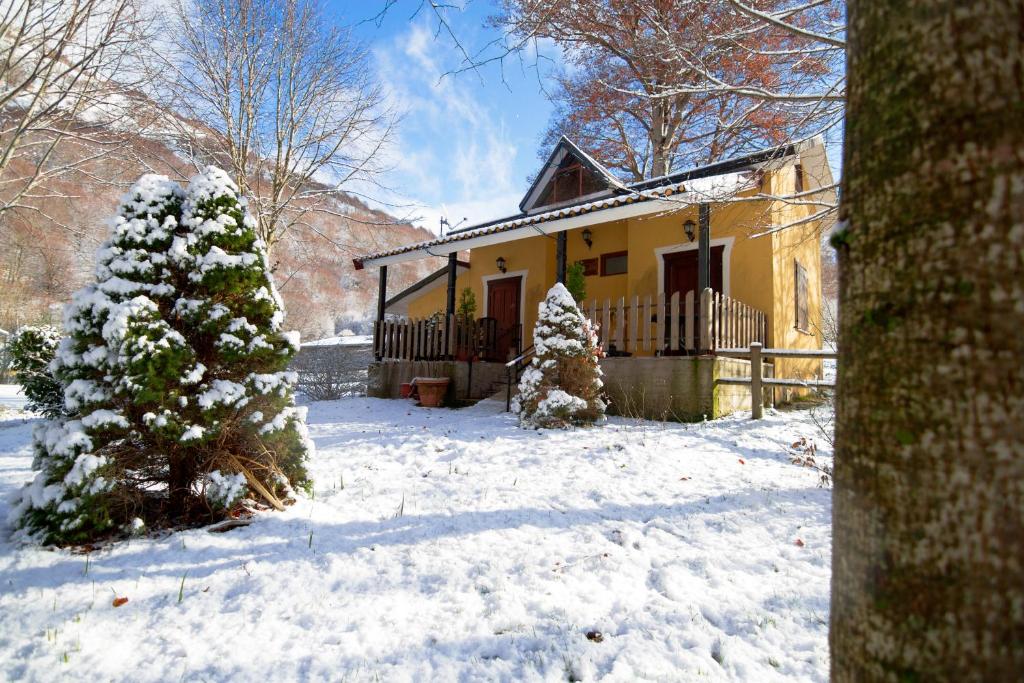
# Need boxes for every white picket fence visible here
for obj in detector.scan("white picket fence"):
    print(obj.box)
[583,288,767,354]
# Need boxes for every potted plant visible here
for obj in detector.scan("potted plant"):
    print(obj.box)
[414,377,450,407]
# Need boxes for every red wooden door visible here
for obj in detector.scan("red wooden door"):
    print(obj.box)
[487,276,521,360]
[662,246,724,352]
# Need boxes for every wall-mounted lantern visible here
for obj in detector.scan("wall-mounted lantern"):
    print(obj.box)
[496,256,507,274]
[581,228,593,249]
[683,219,696,242]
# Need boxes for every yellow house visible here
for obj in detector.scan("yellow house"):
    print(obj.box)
[355,136,833,419]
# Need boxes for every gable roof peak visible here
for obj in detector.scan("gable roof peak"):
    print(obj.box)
[519,137,623,213]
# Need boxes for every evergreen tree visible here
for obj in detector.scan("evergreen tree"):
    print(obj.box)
[514,283,604,428]
[9,168,311,544]
[9,325,63,418]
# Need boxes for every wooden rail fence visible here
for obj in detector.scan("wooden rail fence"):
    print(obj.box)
[717,343,837,418]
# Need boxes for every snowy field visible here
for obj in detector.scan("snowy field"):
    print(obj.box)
[0,396,833,681]
[0,384,27,412]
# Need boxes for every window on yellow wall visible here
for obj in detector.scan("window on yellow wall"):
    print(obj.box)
[600,251,627,276]
[795,259,810,332]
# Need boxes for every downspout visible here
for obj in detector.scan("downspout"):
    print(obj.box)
[375,265,387,361]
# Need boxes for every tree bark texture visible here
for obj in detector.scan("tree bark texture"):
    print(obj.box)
[832,1,1024,681]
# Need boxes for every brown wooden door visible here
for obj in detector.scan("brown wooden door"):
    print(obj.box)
[663,245,724,298]
[663,246,724,353]
[486,276,521,360]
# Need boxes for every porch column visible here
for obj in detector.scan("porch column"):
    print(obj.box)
[374,265,387,361]
[556,231,567,284]
[697,203,711,294]
[446,253,457,318]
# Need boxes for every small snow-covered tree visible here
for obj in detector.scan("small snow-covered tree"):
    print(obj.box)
[9,325,63,418]
[514,283,604,428]
[9,168,312,544]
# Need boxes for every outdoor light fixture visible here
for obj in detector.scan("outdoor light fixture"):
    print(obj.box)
[496,256,507,273]
[684,219,696,242]
[581,228,593,249]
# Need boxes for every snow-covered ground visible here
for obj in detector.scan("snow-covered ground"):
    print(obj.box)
[302,334,373,347]
[0,396,833,681]
[0,384,27,412]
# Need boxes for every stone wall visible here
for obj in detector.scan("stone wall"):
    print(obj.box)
[600,356,773,421]
[367,360,508,402]
[366,356,771,421]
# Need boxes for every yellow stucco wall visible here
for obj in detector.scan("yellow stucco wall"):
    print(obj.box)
[404,157,827,377]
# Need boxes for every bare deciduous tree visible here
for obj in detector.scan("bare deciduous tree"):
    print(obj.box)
[154,0,397,253]
[496,0,824,180]
[0,0,148,223]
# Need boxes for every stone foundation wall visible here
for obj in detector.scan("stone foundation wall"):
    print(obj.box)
[367,360,508,402]
[600,356,773,421]
[366,356,771,421]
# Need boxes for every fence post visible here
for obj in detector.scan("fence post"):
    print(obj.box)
[750,342,763,419]
[700,287,713,353]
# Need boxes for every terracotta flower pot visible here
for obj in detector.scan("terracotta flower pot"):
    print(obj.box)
[399,382,413,399]
[415,377,450,407]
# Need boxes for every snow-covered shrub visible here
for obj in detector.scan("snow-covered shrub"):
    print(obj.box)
[205,470,248,510]
[8,168,312,545]
[514,283,605,428]
[8,325,64,417]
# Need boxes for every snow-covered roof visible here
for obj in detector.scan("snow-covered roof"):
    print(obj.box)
[354,139,810,270]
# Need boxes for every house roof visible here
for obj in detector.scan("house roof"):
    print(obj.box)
[384,260,470,315]
[355,138,815,270]
[517,136,625,214]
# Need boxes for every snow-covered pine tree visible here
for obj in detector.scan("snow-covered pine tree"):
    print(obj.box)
[9,168,311,544]
[9,325,64,418]
[514,283,605,428]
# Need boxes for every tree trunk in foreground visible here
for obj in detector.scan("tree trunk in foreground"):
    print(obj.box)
[832,1,1024,680]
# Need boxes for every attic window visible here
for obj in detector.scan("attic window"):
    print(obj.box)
[795,164,804,193]
[535,156,605,208]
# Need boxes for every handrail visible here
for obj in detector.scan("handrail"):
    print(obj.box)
[505,345,535,368]
[505,345,535,411]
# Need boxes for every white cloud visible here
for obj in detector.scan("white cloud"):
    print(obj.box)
[369,20,527,234]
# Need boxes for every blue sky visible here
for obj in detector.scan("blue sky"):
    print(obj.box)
[346,2,843,234]
[349,2,561,234]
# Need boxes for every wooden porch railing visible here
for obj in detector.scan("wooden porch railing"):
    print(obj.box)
[374,315,508,361]
[374,288,766,361]
[583,288,767,355]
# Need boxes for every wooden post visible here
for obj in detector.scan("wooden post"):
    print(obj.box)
[700,287,713,353]
[374,265,387,360]
[615,296,625,351]
[446,253,458,319]
[697,203,710,294]
[670,292,680,351]
[750,342,763,419]
[602,299,611,349]
[684,290,694,351]
[629,295,639,353]
[643,295,652,351]
[556,231,567,283]
[656,292,665,353]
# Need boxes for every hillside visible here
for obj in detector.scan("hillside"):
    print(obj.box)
[0,106,441,341]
